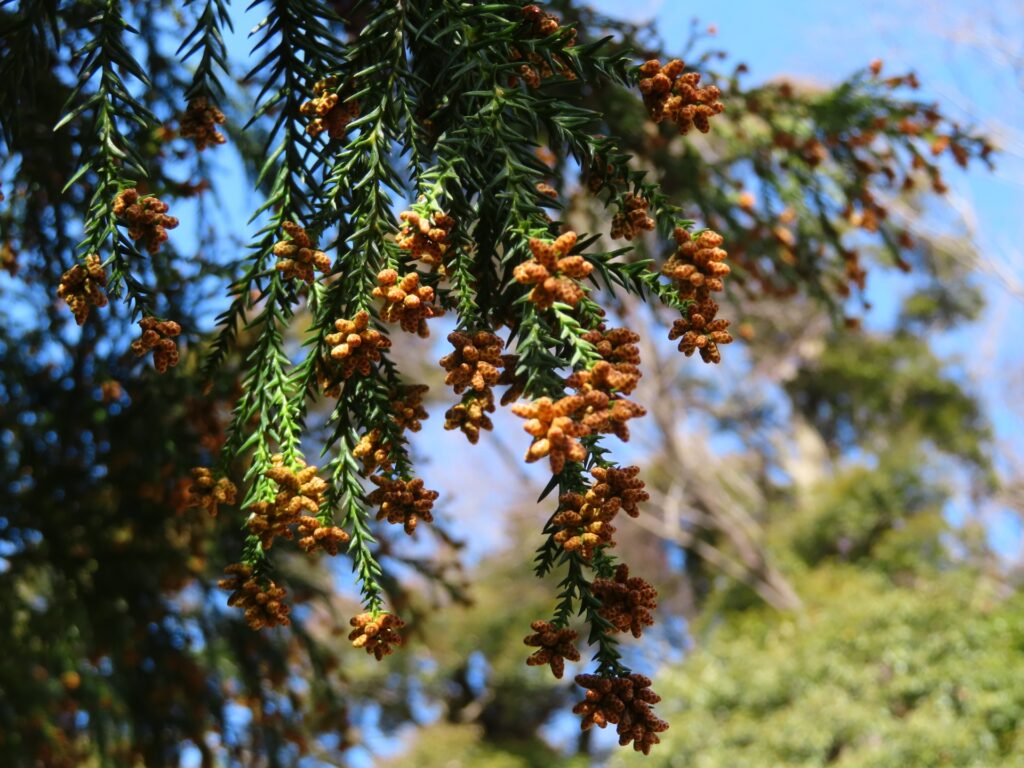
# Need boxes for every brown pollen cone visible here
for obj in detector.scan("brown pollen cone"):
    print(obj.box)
[551,491,617,560]
[521,4,568,37]
[524,620,580,678]
[218,563,291,630]
[611,194,656,240]
[509,5,576,89]
[536,182,558,199]
[113,188,178,255]
[368,475,438,534]
[573,673,668,754]
[185,467,237,516]
[246,455,328,549]
[513,231,592,309]
[567,360,640,398]
[585,326,641,365]
[372,269,442,337]
[349,612,404,660]
[391,384,429,432]
[444,389,495,444]
[592,564,657,638]
[668,298,733,364]
[638,58,724,135]
[130,316,182,373]
[397,210,455,266]
[510,49,575,90]
[582,327,642,394]
[300,76,359,139]
[273,221,331,283]
[510,395,589,474]
[180,96,226,150]
[296,516,349,555]
[326,310,392,379]
[352,428,393,474]
[573,387,646,443]
[439,330,504,394]
[588,465,648,518]
[662,227,730,302]
[57,254,108,324]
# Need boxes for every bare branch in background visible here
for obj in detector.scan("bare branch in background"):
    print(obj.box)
[616,293,803,612]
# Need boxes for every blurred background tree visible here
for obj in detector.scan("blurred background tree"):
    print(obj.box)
[0,1,1020,766]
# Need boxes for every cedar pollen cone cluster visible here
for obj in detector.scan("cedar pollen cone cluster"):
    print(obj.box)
[217,455,353,629]
[551,465,649,559]
[324,311,392,381]
[296,515,349,556]
[274,221,332,283]
[669,299,733,363]
[131,317,182,373]
[349,380,440,537]
[513,231,592,309]
[372,269,443,336]
[179,96,226,150]
[397,209,455,267]
[218,564,291,630]
[611,194,656,240]
[353,428,392,474]
[509,5,577,89]
[574,673,669,754]
[246,455,329,550]
[113,188,179,255]
[57,254,108,324]
[352,385,430,471]
[300,76,359,139]
[512,395,588,472]
[349,613,404,660]
[186,467,237,517]
[444,392,495,445]
[663,228,730,300]
[511,325,646,473]
[392,384,430,432]
[663,227,734,363]
[638,58,725,134]
[367,475,438,535]
[524,620,581,679]
[440,330,505,443]
[592,564,658,638]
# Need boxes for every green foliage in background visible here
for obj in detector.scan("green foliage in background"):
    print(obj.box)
[614,570,1024,768]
